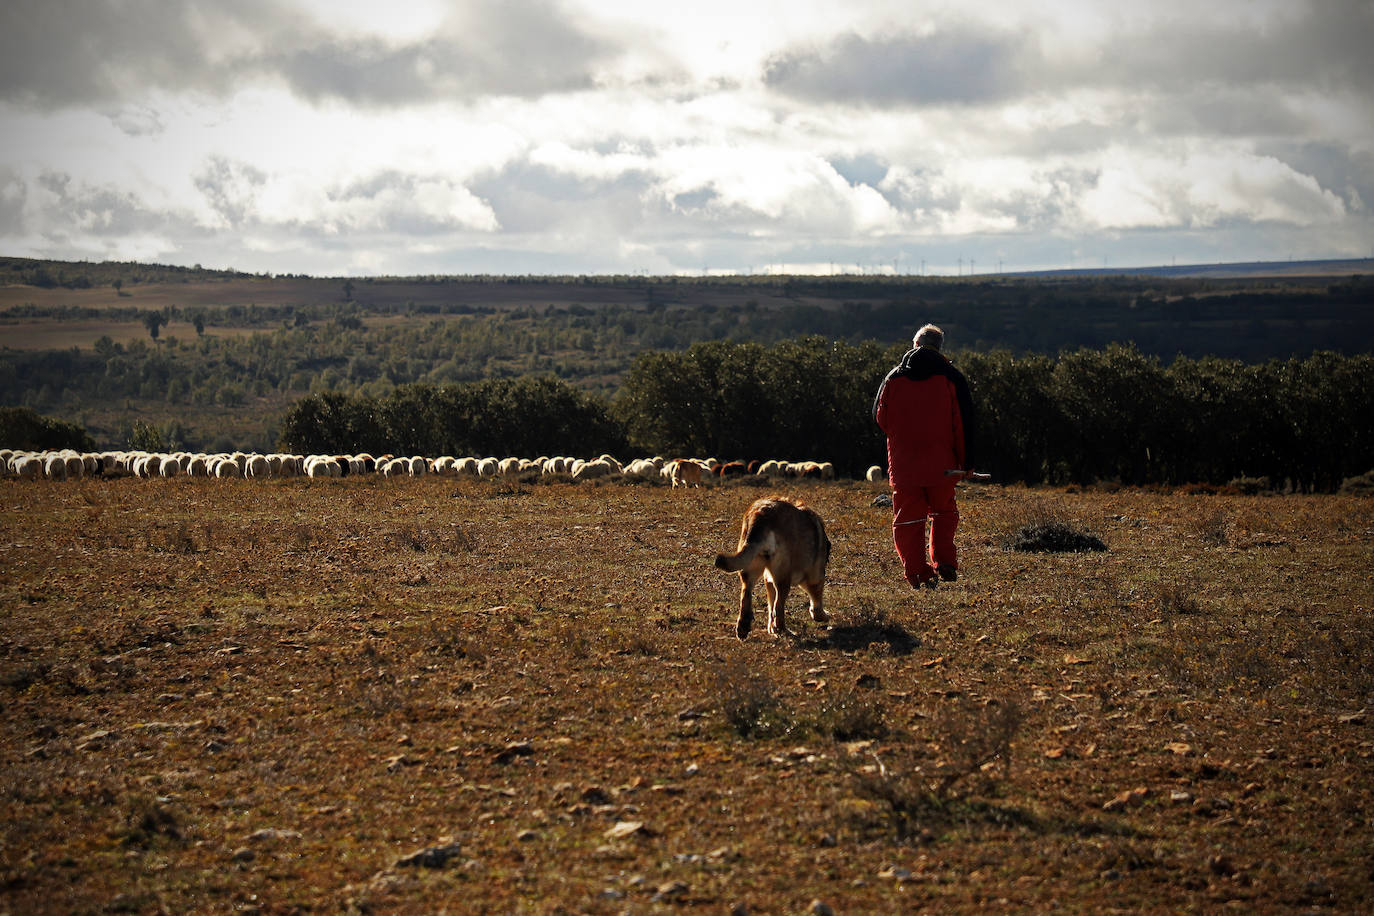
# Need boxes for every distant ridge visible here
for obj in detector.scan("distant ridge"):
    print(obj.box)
[1005,258,1374,280]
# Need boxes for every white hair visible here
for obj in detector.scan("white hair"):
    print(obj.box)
[913,324,944,350]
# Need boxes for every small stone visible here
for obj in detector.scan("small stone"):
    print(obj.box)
[395,839,463,869]
[809,900,836,916]
[231,847,255,862]
[652,880,689,902]
[516,829,538,842]
[493,741,534,764]
[603,820,649,840]
[878,864,913,882]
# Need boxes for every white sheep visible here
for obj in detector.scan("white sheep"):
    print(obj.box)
[12,454,42,480]
[572,458,613,481]
[246,454,271,478]
[624,458,659,480]
[213,457,242,478]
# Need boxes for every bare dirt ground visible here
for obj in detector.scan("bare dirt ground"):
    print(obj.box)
[1,477,1371,914]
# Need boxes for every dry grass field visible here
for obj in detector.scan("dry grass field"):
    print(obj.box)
[1,477,1371,914]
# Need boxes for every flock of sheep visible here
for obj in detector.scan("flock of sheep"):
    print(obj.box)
[2,448,886,485]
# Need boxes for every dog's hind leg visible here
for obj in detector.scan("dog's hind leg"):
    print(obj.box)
[767,580,792,637]
[802,578,828,624]
[736,572,756,640]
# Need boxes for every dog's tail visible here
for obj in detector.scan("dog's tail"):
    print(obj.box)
[714,528,768,572]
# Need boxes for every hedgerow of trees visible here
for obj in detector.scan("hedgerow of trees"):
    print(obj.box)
[0,406,95,452]
[613,337,1374,490]
[273,337,1374,492]
[278,376,627,459]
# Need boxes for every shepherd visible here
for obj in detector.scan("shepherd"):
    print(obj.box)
[873,324,978,589]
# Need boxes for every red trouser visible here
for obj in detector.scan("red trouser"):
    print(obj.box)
[892,481,959,586]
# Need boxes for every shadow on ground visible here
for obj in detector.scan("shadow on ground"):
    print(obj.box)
[804,621,921,655]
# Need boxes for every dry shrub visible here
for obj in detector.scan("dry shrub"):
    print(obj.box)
[927,697,1025,792]
[612,630,661,657]
[118,795,183,849]
[817,687,889,741]
[550,619,593,659]
[428,624,486,664]
[1192,509,1230,546]
[712,662,794,739]
[146,521,199,554]
[1002,505,1106,553]
[1156,581,1204,616]
[1145,638,1282,696]
[393,523,477,553]
[847,697,1025,841]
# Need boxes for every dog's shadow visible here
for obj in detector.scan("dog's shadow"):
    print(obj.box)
[800,619,920,655]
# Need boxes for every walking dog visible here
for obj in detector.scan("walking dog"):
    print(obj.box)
[714,497,831,639]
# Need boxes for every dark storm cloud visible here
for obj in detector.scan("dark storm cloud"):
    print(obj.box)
[763,28,1032,107]
[0,0,617,109]
[0,0,295,107]
[267,2,610,105]
[763,1,1373,119]
[1096,1,1374,98]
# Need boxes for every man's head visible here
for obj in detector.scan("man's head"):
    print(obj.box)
[913,324,944,350]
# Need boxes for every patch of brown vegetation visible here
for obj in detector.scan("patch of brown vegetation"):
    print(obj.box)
[1,479,1371,912]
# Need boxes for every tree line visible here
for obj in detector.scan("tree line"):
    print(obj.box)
[275,337,1374,492]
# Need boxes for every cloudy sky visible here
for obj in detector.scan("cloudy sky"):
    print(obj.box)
[1,0,1371,277]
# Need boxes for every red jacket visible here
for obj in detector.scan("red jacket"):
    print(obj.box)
[875,348,974,489]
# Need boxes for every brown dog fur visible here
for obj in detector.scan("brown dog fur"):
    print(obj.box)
[714,497,831,639]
